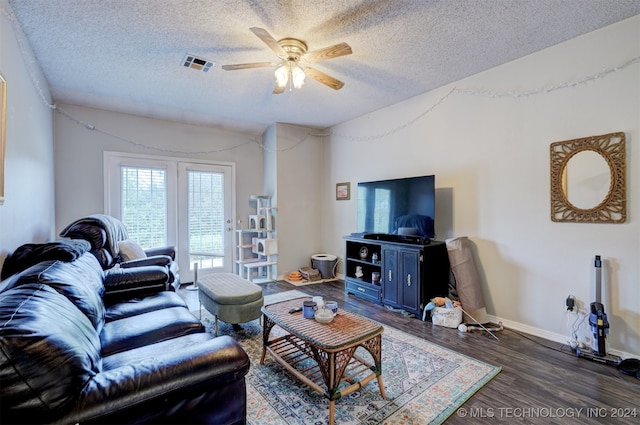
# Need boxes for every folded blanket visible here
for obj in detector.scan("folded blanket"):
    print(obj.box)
[1,240,91,280]
[59,214,129,256]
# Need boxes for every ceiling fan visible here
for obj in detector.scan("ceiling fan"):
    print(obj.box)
[222,27,352,94]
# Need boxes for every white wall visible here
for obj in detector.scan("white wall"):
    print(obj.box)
[0,0,55,269]
[262,124,277,203]
[53,104,264,235]
[264,123,325,277]
[280,123,326,276]
[323,16,640,357]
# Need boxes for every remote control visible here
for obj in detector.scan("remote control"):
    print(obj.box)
[289,307,302,314]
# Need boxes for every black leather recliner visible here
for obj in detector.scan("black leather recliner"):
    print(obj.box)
[0,247,249,424]
[60,214,181,291]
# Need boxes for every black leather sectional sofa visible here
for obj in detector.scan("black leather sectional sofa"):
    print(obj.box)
[0,243,250,424]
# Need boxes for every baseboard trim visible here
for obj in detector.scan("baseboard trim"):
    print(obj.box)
[487,314,638,360]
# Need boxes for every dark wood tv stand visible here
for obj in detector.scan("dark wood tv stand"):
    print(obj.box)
[343,235,450,317]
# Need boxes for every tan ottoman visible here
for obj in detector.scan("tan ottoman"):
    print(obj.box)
[197,273,264,336]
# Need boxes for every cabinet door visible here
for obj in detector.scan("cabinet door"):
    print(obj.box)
[381,246,399,306]
[399,249,421,313]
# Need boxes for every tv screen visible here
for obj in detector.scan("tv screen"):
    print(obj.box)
[357,175,435,239]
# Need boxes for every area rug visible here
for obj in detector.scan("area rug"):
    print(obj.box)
[200,291,501,425]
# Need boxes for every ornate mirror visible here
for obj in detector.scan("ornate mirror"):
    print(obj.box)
[550,132,626,223]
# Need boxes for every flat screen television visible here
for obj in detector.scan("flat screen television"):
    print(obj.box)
[356,175,435,239]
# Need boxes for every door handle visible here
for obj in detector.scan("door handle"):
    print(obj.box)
[388,270,392,281]
[407,274,412,286]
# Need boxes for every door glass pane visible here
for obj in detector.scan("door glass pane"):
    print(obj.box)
[188,170,225,269]
[121,166,167,248]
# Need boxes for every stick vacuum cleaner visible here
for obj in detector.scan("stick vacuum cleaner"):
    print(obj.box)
[576,255,621,366]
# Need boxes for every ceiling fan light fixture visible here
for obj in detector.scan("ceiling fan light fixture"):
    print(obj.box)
[291,64,305,88]
[224,28,350,94]
[274,60,306,90]
[275,64,289,88]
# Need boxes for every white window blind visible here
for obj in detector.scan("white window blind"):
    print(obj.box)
[188,170,225,267]
[120,165,167,248]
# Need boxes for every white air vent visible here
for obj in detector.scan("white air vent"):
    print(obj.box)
[182,54,214,72]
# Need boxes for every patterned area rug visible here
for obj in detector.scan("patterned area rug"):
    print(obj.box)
[199,290,501,425]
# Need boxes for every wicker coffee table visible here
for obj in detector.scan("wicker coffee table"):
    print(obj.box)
[261,297,386,425]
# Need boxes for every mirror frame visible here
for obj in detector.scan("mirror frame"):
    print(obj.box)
[550,132,626,223]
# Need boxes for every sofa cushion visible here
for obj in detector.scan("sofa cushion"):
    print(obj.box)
[0,260,57,294]
[0,254,106,332]
[100,306,204,357]
[118,239,147,261]
[0,284,102,422]
[105,291,188,322]
[102,332,215,370]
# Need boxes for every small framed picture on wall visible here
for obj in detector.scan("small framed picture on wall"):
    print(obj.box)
[336,182,350,200]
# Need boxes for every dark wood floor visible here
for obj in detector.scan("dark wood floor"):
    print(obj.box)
[180,280,640,424]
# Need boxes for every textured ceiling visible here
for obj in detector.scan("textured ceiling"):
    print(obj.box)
[7,0,640,134]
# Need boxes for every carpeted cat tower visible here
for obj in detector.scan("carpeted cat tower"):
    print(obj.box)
[446,237,489,324]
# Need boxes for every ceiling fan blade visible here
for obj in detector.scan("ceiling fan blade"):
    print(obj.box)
[304,67,345,90]
[250,27,287,58]
[273,84,286,94]
[303,42,352,63]
[221,62,276,70]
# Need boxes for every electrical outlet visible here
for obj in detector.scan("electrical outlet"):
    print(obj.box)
[565,295,588,313]
[566,295,575,311]
[564,296,591,349]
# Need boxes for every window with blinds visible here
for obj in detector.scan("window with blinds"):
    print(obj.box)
[120,165,167,248]
[188,170,225,269]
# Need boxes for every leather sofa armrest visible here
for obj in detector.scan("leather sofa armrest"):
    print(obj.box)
[60,336,250,424]
[120,255,171,268]
[119,255,179,290]
[144,246,176,260]
[103,265,169,304]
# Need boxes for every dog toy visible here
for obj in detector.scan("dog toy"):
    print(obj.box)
[458,322,503,334]
[424,296,461,311]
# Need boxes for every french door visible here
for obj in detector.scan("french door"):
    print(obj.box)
[177,162,234,276]
[104,152,235,281]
